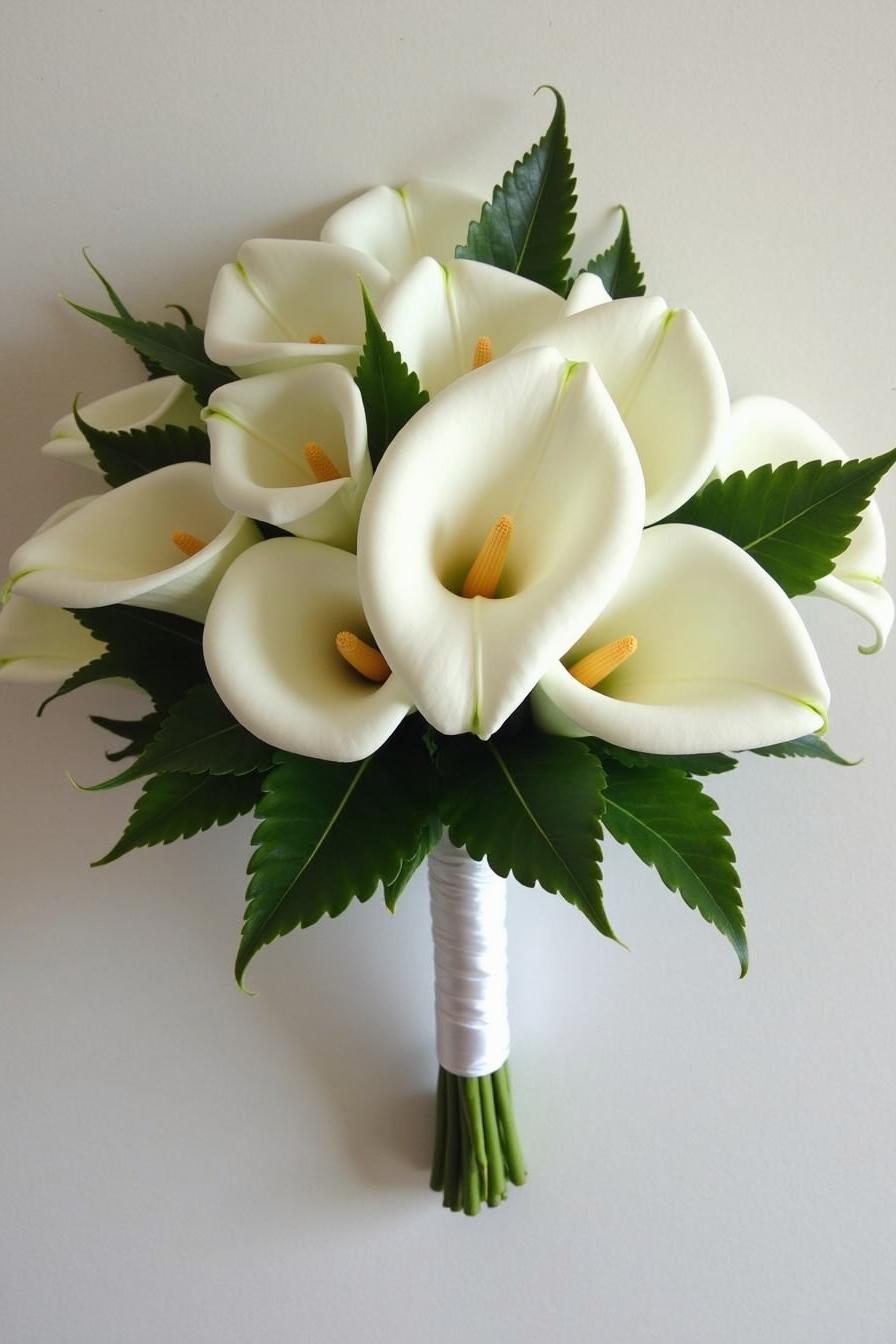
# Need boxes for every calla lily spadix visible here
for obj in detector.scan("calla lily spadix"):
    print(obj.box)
[320,179,484,281]
[516,295,729,524]
[378,256,566,397]
[721,396,893,654]
[42,375,202,473]
[204,239,391,378]
[0,596,102,686]
[204,363,370,551]
[203,537,413,762]
[357,345,646,739]
[533,523,830,753]
[7,463,259,623]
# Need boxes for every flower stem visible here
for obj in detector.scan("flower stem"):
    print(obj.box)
[430,1062,525,1213]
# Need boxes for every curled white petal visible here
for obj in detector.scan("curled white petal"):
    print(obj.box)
[563,271,611,315]
[42,375,202,473]
[205,364,369,550]
[358,346,646,738]
[378,256,564,396]
[203,537,412,762]
[724,395,892,652]
[7,463,259,622]
[534,523,830,753]
[517,296,729,523]
[0,596,101,685]
[204,239,391,376]
[320,179,483,280]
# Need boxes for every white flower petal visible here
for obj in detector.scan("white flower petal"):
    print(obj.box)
[725,395,892,651]
[378,256,565,396]
[563,271,611,315]
[320,179,483,280]
[358,346,646,738]
[204,537,412,762]
[205,364,369,550]
[0,596,101,685]
[7,463,259,622]
[42,375,202,473]
[534,523,830,753]
[516,296,729,523]
[204,239,391,377]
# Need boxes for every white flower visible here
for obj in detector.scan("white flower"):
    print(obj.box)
[720,395,893,654]
[320,179,483,280]
[204,239,391,377]
[204,363,370,551]
[0,597,101,686]
[204,537,412,762]
[7,463,259,623]
[42,375,202,473]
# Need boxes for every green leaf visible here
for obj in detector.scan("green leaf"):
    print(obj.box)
[94,770,262,866]
[90,712,163,762]
[383,814,443,912]
[436,732,612,938]
[39,605,206,717]
[602,763,747,975]
[354,287,429,469]
[73,403,209,488]
[85,683,274,790]
[749,734,858,766]
[581,206,645,298]
[81,250,167,379]
[666,449,896,596]
[586,738,737,776]
[237,729,437,985]
[65,297,234,405]
[456,86,577,295]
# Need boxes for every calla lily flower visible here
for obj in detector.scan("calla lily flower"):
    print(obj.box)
[320,179,483,280]
[357,346,646,738]
[42,375,202,473]
[720,396,893,654]
[7,463,259,622]
[533,523,830,753]
[0,597,101,686]
[378,256,565,397]
[204,537,413,762]
[204,363,370,552]
[516,296,729,523]
[563,270,611,315]
[204,239,391,377]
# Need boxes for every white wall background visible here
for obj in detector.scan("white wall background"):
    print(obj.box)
[1,3,894,1340]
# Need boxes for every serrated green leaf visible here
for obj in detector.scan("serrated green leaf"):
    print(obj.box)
[81,250,166,379]
[94,770,262,866]
[39,605,206,717]
[65,298,234,405]
[666,450,896,596]
[586,737,737,777]
[436,732,612,938]
[749,734,858,765]
[237,730,437,984]
[602,763,747,975]
[383,814,443,912]
[581,205,646,299]
[90,712,163,761]
[73,403,209,487]
[456,86,577,295]
[85,683,273,791]
[354,287,429,469]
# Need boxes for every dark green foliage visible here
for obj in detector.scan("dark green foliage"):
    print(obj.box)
[73,403,209,487]
[94,770,262,866]
[581,205,645,298]
[354,287,429,468]
[588,738,737,776]
[750,734,857,765]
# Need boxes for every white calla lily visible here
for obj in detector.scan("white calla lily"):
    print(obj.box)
[516,296,728,523]
[204,537,412,762]
[563,270,611,315]
[7,463,259,622]
[721,395,893,654]
[42,375,202,472]
[378,256,565,396]
[358,346,646,738]
[533,523,830,753]
[0,597,101,685]
[204,364,370,551]
[204,239,391,377]
[320,179,483,280]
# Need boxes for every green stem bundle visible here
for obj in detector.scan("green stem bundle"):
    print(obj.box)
[430,1060,526,1213]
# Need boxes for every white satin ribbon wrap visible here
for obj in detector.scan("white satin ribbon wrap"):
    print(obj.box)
[428,836,510,1077]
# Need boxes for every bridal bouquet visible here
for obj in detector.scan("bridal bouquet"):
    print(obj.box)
[3,89,892,1215]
